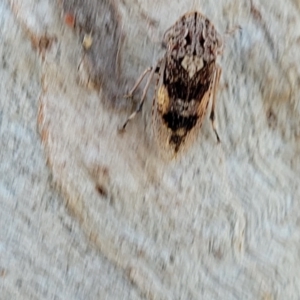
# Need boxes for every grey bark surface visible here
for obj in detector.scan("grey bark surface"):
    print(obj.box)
[1,0,300,299]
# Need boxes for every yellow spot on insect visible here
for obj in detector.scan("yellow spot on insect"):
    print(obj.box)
[157,85,169,113]
[181,55,204,78]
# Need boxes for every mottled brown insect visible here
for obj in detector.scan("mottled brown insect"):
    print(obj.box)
[121,11,223,157]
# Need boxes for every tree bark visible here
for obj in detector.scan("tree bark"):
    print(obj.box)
[1,0,300,299]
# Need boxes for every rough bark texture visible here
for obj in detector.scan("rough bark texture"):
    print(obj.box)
[1,0,300,299]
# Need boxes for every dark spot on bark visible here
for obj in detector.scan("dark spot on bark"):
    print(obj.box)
[96,184,107,197]
[169,254,175,264]
[266,108,277,129]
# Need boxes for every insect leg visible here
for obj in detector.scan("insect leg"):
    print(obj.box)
[210,65,222,142]
[121,64,158,130]
[124,67,152,98]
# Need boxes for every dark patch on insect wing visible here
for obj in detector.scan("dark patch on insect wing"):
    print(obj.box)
[164,59,214,102]
[163,112,198,131]
[210,109,215,121]
[163,59,187,100]
[163,113,198,152]
[189,62,215,100]
[169,134,185,153]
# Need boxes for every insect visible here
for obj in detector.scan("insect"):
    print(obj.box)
[121,11,224,157]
